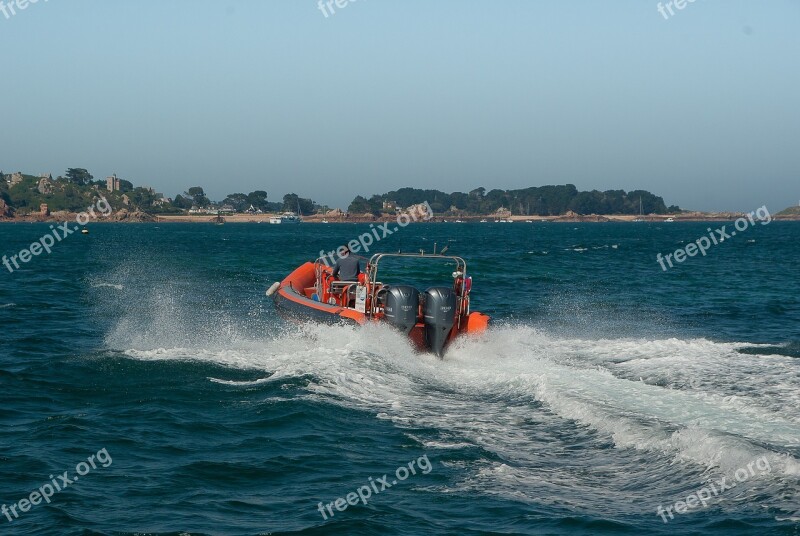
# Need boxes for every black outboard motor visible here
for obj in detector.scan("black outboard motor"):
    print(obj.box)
[423,287,457,357]
[382,286,420,335]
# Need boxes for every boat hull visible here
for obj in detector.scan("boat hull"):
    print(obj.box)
[273,262,364,324]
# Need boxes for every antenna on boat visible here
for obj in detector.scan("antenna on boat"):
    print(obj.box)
[440,245,449,255]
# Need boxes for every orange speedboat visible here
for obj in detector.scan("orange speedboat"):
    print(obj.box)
[267,253,490,356]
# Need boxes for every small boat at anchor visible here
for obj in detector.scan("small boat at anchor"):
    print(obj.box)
[267,253,490,357]
[269,212,302,224]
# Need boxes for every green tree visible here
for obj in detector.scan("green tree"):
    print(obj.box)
[627,190,668,214]
[469,187,486,199]
[282,193,315,215]
[223,193,249,212]
[0,184,10,207]
[186,187,210,208]
[568,190,606,214]
[65,168,93,186]
[348,195,381,215]
[602,190,627,214]
[172,195,193,210]
[247,191,270,211]
[128,187,156,209]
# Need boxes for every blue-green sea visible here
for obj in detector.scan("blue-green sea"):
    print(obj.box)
[1,221,799,536]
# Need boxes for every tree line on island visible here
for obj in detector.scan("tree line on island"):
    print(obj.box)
[0,169,314,216]
[349,185,679,216]
[1,169,679,217]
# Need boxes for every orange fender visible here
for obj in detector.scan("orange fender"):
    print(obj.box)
[464,312,490,334]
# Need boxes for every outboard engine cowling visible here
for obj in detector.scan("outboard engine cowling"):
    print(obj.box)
[423,287,457,357]
[383,285,420,335]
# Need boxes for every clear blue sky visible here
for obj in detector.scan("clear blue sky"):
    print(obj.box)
[1,0,798,211]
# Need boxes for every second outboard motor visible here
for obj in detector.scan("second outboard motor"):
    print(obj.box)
[423,287,457,357]
[383,285,420,335]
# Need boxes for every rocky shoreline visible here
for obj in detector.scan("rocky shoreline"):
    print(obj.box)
[2,210,799,224]
[0,208,156,223]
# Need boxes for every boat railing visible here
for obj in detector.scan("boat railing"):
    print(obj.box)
[314,253,470,319]
[366,253,468,318]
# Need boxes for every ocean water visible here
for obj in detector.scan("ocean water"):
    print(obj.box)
[1,221,799,536]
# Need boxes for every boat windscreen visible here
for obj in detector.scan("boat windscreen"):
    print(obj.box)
[372,257,462,289]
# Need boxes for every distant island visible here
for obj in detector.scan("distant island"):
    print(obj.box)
[1,168,798,222]
[776,206,800,218]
